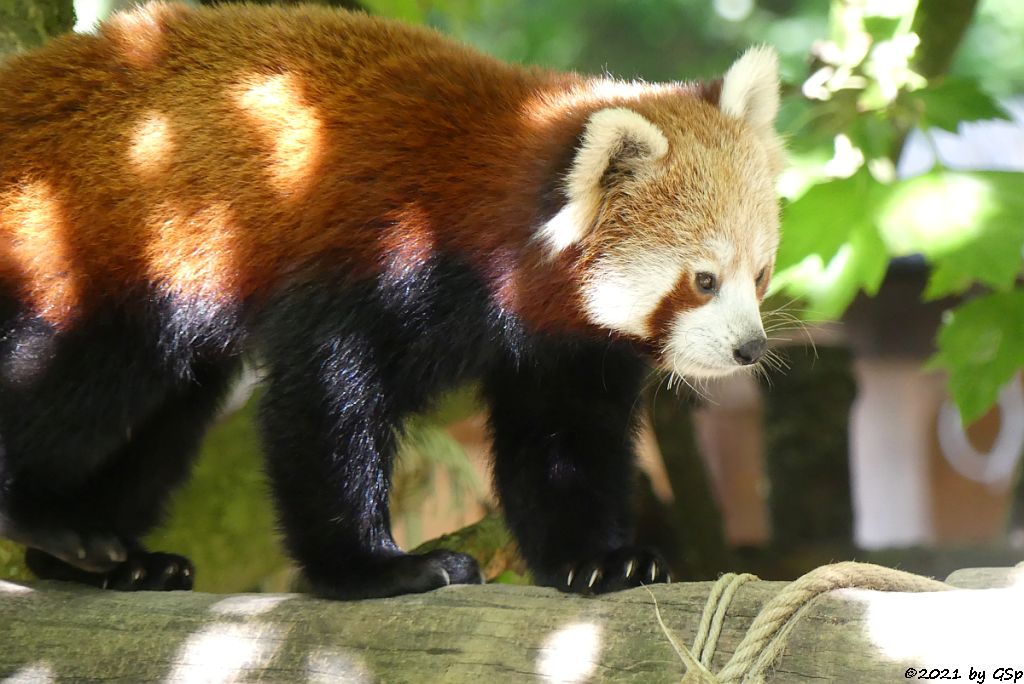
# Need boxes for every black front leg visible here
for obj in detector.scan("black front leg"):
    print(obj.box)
[485,341,669,594]
[257,304,481,600]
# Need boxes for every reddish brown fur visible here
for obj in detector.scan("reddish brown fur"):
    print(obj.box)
[646,275,707,343]
[0,3,722,334]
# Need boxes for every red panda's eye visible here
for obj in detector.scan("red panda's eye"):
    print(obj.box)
[755,268,766,286]
[695,272,717,293]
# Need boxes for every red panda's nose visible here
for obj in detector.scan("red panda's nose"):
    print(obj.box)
[733,337,767,365]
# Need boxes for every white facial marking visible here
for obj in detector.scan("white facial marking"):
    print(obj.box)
[666,274,765,378]
[720,46,780,130]
[538,108,668,254]
[582,253,683,337]
[538,200,593,253]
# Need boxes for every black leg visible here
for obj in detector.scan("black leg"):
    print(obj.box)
[72,360,239,540]
[11,360,236,590]
[257,318,481,600]
[484,341,670,594]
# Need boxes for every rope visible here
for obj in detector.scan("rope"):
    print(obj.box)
[658,561,951,684]
[692,573,758,669]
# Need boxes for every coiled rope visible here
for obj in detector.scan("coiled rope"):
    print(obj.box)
[649,561,951,683]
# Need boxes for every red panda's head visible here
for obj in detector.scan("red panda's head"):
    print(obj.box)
[540,47,783,380]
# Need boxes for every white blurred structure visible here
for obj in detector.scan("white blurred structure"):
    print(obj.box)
[851,98,1024,549]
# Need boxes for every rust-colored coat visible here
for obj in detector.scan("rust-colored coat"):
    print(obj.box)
[0,2,716,337]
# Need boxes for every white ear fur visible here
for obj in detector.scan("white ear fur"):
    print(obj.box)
[538,108,668,253]
[720,46,780,130]
[567,108,669,196]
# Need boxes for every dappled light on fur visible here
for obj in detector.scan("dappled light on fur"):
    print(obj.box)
[536,621,603,683]
[0,180,79,327]
[376,205,438,282]
[129,112,175,174]
[237,74,324,199]
[520,80,675,129]
[143,201,243,298]
[0,321,55,387]
[104,2,182,67]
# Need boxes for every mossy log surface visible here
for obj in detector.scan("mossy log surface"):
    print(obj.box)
[1,568,1017,682]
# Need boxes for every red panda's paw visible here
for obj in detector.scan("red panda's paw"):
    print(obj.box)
[25,546,195,591]
[6,523,127,573]
[560,547,671,596]
[307,549,483,600]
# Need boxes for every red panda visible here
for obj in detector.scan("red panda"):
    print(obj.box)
[0,3,782,598]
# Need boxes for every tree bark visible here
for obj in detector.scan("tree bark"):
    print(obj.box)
[2,568,1010,682]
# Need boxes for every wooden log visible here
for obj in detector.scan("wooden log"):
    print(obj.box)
[1,568,1021,682]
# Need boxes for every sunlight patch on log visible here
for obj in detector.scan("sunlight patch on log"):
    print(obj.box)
[860,585,1024,667]
[536,621,603,683]
[167,622,284,683]
[209,595,293,618]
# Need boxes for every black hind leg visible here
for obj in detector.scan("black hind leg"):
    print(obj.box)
[18,361,237,591]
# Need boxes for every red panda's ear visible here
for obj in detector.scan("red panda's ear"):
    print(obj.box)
[568,108,669,194]
[720,46,780,131]
[538,108,668,253]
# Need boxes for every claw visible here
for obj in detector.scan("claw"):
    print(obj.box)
[566,568,575,587]
[587,568,601,589]
[625,559,636,579]
[648,562,658,583]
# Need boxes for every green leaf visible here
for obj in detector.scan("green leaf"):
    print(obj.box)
[878,171,1024,299]
[912,77,1011,132]
[847,111,895,161]
[862,16,903,43]
[928,291,1024,423]
[774,172,891,319]
[777,172,886,271]
[362,0,426,23]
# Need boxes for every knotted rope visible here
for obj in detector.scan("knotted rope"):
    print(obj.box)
[650,561,951,683]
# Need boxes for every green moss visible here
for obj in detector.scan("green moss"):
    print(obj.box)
[0,539,30,581]
[144,393,290,593]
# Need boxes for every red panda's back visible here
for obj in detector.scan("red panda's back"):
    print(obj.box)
[0,3,565,327]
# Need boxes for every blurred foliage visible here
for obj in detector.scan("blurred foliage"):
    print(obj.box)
[0,539,30,581]
[0,0,74,53]
[762,346,856,546]
[768,0,1022,423]
[389,386,484,546]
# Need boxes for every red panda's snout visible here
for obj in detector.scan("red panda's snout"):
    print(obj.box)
[659,268,771,378]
